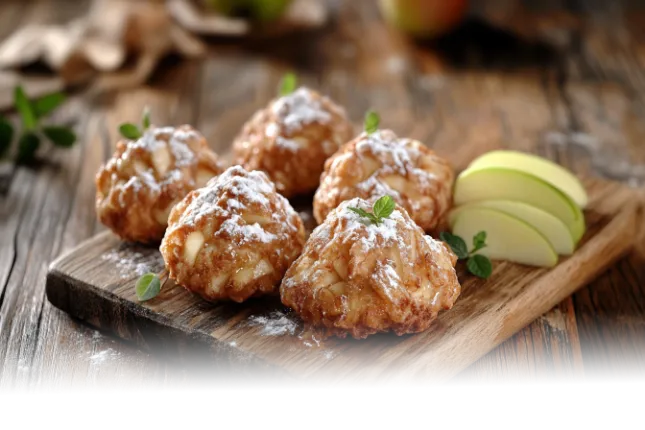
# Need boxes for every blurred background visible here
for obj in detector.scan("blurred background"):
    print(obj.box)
[2,0,644,179]
[0,0,644,386]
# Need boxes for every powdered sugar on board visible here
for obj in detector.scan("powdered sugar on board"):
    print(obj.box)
[101,246,164,280]
[248,310,300,336]
[271,87,332,133]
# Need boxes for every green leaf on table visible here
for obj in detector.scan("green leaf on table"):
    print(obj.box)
[119,123,142,140]
[372,195,395,220]
[14,86,37,131]
[43,126,77,148]
[364,110,380,134]
[279,72,297,96]
[440,231,469,260]
[136,273,161,302]
[142,106,151,130]
[471,230,487,254]
[16,132,41,164]
[467,254,493,279]
[0,116,14,158]
[33,92,66,119]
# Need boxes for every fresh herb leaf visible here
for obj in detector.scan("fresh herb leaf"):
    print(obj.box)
[364,110,380,134]
[467,254,493,279]
[119,123,142,140]
[349,195,397,225]
[14,86,37,131]
[440,231,469,260]
[0,117,14,158]
[136,273,161,301]
[348,206,371,218]
[471,231,487,254]
[43,126,76,148]
[142,106,151,130]
[373,195,395,220]
[279,72,297,96]
[16,132,40,164]
[33,92,66,118]
[348,206,379,224]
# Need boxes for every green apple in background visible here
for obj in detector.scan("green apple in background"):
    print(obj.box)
[452,207,559,268]
[206,0,293,22]
[378,0,469,37]
[449,200,575,255]
[467,150,589,208]
[454,168,585,243]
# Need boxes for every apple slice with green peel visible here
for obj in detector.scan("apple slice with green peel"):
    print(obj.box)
[454,167,585,243]
[449,200,575,255]
[452,207,559,268]
[468,150,588,208]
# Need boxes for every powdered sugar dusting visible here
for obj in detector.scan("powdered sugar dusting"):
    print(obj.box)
[272,87,332,133]
[90,348,119,366]
[329,198,407,253]
[356,130,418,176]
[275,136,301,152]
[248,310,299,336]
[101,247,164,279]
[179,166,272,227]
[221,216,276,243]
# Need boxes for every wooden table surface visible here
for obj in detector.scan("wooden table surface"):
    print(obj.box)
[1,0,644,387]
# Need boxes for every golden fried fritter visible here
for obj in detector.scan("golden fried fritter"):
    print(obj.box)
[95,125,223,243]
[161,166,306,303]
[233,87,354,198]
[281,198,460,339]
[313,130,454,232]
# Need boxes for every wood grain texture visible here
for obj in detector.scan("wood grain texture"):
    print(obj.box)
[3,0,645,385]
[46,178,642,380]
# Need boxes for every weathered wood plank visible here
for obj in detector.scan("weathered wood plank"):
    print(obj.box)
[46,177,642,379]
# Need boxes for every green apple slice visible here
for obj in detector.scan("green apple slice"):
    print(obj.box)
[454,167,585,243]
[452,207,558,268]
[449,200,575,255]
[468,150,588,208]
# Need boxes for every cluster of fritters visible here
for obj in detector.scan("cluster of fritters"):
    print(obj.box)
[95,86,460,339]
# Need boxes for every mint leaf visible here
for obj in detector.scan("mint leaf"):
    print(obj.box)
[467,254,493,279]
[43,126,76,148]
[348,206,380,224]
[16,132,40,164]
[364,110,380,134]
[142,106,151,130]
[119,123,142,140]
[33,92,66,118]
[279,72,297,96]
[0,117,14,158]
[373,195,395,221]
[471,231,487,254]
[136,273,161,301]
[440,231,469,260]
[14,86,37,131]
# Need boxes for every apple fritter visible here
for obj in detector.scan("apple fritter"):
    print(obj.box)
[233,87,354,198]
[281,198,460,339]
[161,166,306,303]
[95,125,223,244]
[313,129,454,232]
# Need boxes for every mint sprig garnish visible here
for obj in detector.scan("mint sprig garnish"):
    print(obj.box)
[348,195,395,225]
[119,107,152,140]
[135,269,169,302]
[364,110,380,135]
[279,72,297,96]
[440,231,493,279]
[0,85,77,164]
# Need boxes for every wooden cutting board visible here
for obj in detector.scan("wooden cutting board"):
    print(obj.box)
[46,177,642,380]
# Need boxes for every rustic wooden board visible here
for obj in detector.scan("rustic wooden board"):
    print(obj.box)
[45,177,642,380]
